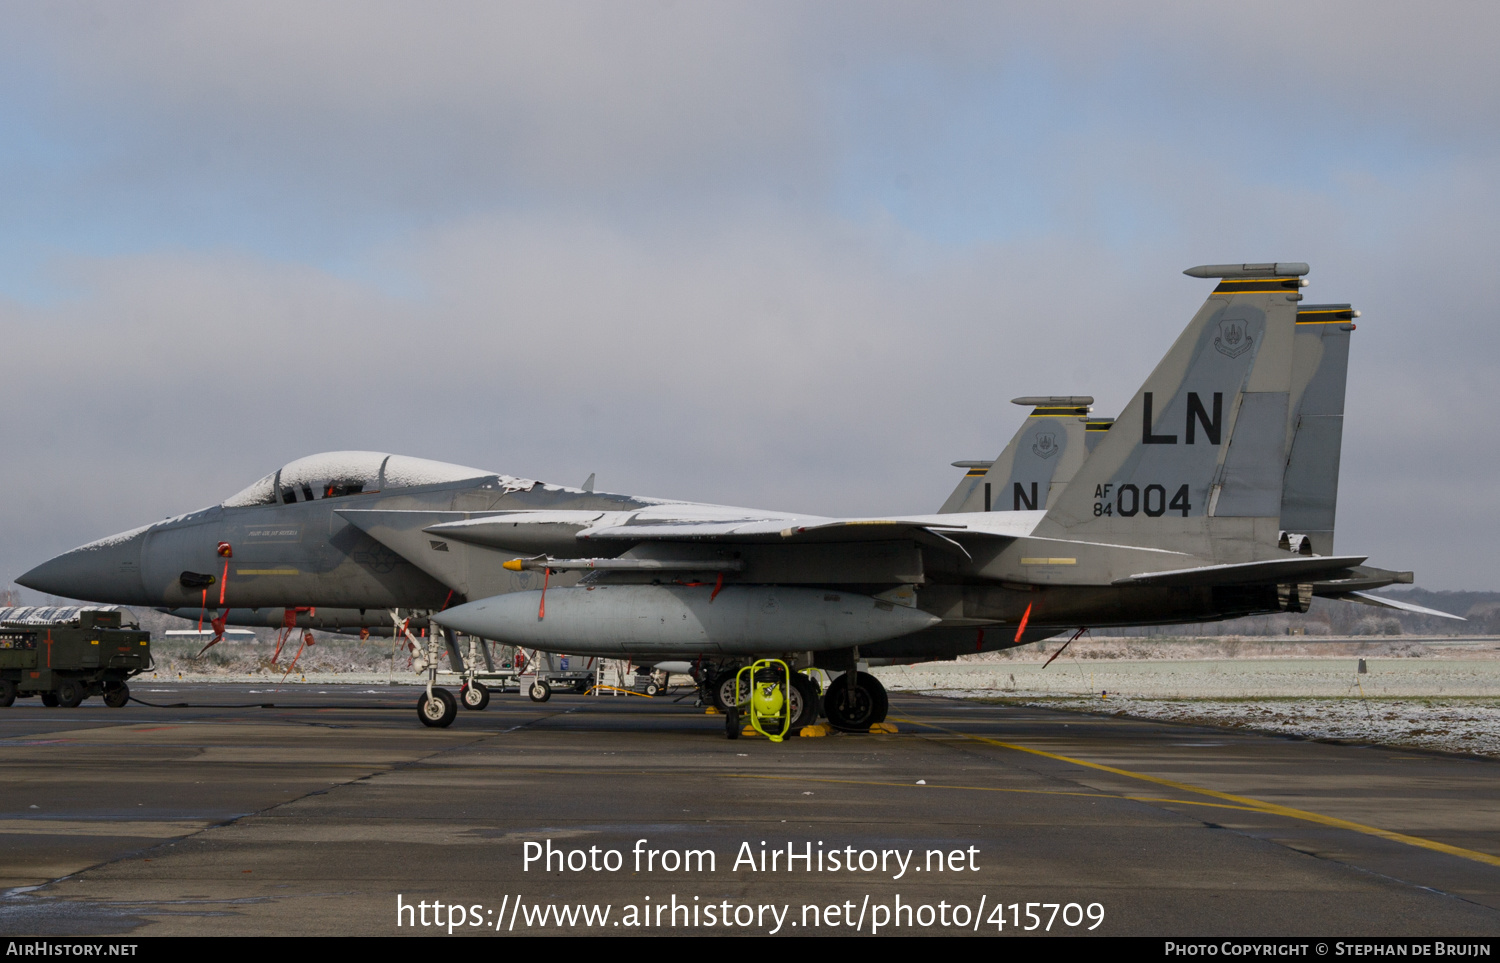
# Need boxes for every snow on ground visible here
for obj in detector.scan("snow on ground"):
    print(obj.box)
[874,649,1500,759]
[875,657,1500,699]
[945,695,1500,760]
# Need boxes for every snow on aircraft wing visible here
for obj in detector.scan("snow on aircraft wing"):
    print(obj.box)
[422,507,1044,549]
[573,510,1043,543]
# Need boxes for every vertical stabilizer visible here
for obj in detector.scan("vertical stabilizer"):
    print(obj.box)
[1281,304,1357,555]
[938,397,1094,514]
[1031,263,1308,562]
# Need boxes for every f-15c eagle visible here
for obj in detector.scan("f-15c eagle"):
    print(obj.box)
[19,262,1444,730]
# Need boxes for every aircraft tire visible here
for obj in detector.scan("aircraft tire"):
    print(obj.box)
[644,681,661,697]
[790,674,820,730]
[0,679,15,708]
[712,670,748,712]
[103,683,130,709]
[56,679,85,709]
[41,691,59,707]
[461,682,490,711]
[823,672,881,732]
[529,681,551,703]
[866,672,890,724]
[417,688,458,728]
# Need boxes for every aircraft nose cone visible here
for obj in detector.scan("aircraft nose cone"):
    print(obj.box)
[16,525,151,604]
[429,599,496,640]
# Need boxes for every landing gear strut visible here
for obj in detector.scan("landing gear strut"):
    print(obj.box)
[461,681,490,711]
[404,612,456,728]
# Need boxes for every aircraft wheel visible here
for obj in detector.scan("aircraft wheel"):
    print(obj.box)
[56,679,85,709]
[823,672,882,732]
[712,670,748,712]
[41,691,59,708]
[790,674,820,730]
[417,688,458,728]
[644,682,661,697]
[0,679,15,708]
[866,672,890,724]
[529,681,552,703]
[103,683,130,709]
[461,682,490,711]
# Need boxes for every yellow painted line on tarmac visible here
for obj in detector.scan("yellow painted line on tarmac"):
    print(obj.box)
[894,713,1500,869]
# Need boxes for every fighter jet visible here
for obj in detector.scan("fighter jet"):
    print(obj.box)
[18,262,1432,732]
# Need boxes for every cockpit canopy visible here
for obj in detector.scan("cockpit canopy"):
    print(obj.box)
[222,451,492,507]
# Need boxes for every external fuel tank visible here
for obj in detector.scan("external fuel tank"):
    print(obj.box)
[432,584,939,656]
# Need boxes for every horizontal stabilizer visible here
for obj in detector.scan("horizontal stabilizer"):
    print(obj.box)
[1114,554,1368,587]
[1310,565,1414,596]
[1337,591,1466,621]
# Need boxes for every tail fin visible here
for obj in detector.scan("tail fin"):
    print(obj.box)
[938,461,994,514]
[938,396,1094,513]
[1031,262,1308,562]
[1084,416,1115,452]
[1280,304,1358,555]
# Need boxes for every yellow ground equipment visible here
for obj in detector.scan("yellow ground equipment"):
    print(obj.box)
[730,659,792,743]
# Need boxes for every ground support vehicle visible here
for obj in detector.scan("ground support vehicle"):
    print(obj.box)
[0,607,152,708]
[522,651,598,703]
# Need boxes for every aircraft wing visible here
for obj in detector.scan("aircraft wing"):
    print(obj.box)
[426,508,1042,549]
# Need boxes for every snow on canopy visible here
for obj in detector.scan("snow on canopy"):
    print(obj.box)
[222,472,278,508]
[382,454,493,488]
[222,451,499,507]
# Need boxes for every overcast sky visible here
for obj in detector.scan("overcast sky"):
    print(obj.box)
[2,2,1497,594]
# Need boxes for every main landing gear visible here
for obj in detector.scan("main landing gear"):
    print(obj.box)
[713,662,886,739]
[461,681,490,711]
[713,666,820,733]
[823,671,889,732]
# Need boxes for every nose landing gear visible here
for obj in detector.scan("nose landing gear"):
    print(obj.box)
[418,688,458,727]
